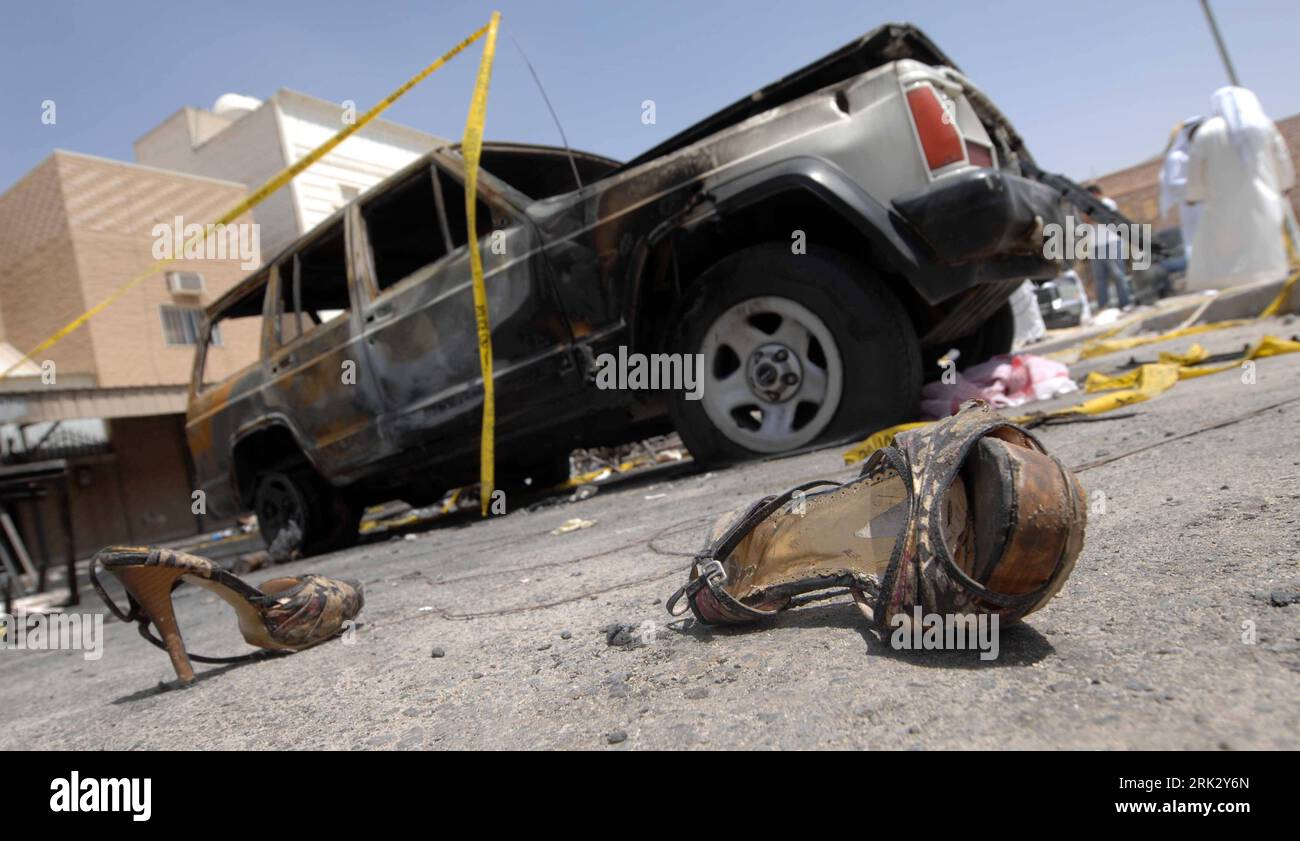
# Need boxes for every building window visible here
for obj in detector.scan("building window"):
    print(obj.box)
[166,270,206,295]
[160,305,218,346]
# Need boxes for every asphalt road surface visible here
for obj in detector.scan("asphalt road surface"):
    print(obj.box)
[3,316,1298,749]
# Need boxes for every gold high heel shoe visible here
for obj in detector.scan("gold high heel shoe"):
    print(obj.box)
[668,401,1086,630]
[92,546,363,685]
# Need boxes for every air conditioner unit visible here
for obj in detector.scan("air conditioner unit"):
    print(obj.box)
[166,271,205,295]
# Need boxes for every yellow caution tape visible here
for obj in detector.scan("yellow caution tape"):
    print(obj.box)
[559,456,655,489]
[1080,333,1300,398]
[1044,265,1298,366]
[0,22,492,382]
[1260,267,1299,318]
[844,422,931,462]
[1084,362,1178,394]
[845,262,1300,464]
[1155,343,1209,366]
[1075,318,1251,360]
[1073,267,1298,362]
[462,11,501,517]
[844,334,1300,463]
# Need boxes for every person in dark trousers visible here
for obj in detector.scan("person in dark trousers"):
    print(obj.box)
[1084,184,1134,311]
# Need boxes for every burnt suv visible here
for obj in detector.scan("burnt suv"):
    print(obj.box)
[188,24,1072,554]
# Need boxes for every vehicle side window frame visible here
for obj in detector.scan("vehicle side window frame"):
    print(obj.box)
[429,164,456,255]
[356,155,525,305]
[190,270,273,398]
[269,214,356,353]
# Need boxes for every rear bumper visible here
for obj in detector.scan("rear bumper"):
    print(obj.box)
[892,168,1064,276]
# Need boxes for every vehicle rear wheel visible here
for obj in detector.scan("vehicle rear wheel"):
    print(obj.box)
[253,467,360,557]
[668,245,921,464]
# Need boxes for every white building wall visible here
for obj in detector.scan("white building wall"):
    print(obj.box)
[277,95,441,236]
[134,90,446,259]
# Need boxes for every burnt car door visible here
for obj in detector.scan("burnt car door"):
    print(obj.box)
[354,155,579,461]
[262,211,386,480]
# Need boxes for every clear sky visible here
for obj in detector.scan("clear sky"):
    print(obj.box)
[3,0,1299,193]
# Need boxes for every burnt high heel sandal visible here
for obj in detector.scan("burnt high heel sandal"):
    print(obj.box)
[91,546,364,685]
[667,400,1086,630]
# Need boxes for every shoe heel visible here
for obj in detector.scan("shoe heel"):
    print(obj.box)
[115,566,195,685]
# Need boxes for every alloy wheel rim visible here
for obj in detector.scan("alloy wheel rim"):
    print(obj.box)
[698,295,843,453]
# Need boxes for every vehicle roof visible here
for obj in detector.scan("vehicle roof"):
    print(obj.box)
[206,23,953,317]
[617,23,956,172]
[205,141,617,317]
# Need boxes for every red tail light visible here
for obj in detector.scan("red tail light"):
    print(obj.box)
[906,85,966,171]
[967,141,993,168]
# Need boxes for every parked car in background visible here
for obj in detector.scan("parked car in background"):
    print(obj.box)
[1035,270,1088,329]
[187,23,1075,555]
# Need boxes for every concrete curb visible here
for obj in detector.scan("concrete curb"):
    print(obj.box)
[1030,274,1295,356]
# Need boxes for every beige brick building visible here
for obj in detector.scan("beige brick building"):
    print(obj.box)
[0,151,261,561]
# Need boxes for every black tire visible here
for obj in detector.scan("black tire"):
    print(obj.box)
[947,300,1015,371]
[253,467,360,557]
[667,244,921,465]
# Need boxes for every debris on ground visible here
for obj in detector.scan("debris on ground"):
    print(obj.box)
[569,433,686,477]
[568,484,599,503]
[551,518,596,535]
[356,435,690,528]
[1255,588,1300,607]
[602,622,646,648]
[1268,590,1299,607]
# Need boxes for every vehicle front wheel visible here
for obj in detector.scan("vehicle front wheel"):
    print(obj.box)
[252,467,360,557]
[668,245,921,465]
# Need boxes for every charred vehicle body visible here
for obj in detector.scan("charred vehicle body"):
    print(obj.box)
[188,24,1084,554]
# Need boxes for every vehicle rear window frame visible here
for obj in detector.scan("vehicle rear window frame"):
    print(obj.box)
[269,217,355,352]
[192,270,271,397]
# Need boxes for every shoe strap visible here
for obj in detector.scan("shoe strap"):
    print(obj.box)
[666,400,1084,628]
[873,400,1084,630]
[90,558,138,623]
[133,620,290,666]
[92,558,290,668]
[666,479,842,624]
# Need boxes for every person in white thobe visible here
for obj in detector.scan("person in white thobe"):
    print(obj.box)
[1158,118,1203,260]
[1185,87,1295,291]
